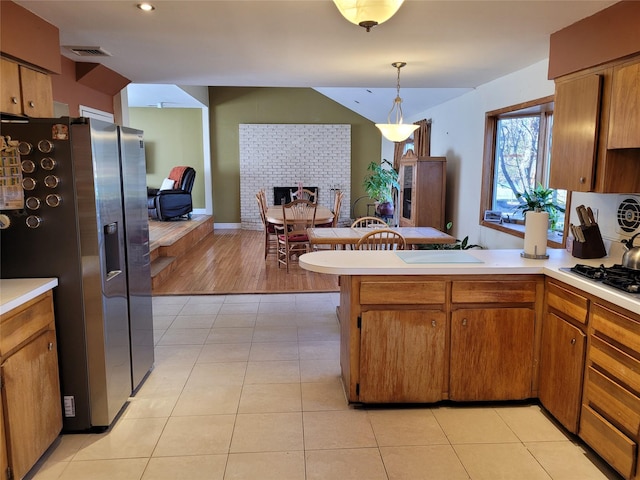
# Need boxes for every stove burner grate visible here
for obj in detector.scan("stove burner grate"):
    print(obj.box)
[569,264,640,294]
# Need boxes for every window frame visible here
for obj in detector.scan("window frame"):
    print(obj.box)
[479,95,570,249]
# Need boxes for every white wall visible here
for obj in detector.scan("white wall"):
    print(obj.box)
[407,59,555,249]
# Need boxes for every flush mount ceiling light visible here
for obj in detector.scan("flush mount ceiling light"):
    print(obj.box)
[137,3,155,12]
[333,0,404,32]
[375,62,419,143]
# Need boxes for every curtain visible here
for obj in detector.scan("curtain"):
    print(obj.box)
[413,119,431,157]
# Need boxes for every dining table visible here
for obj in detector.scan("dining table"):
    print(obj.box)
[265,205,334,225]
[306,226,457,249]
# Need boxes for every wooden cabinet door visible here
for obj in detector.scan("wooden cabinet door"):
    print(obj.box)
[19,65,53,118]
[413,158,446,230]
[0,59,22,116]
[399,161,415,226]
[359,309,446,403]
[608,61,640,149]
[450,308,535,401]
[549,74,602,192]
[2,330,62,480]
[538,312,586,433]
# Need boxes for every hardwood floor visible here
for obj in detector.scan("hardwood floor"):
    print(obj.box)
[152,228,339,295]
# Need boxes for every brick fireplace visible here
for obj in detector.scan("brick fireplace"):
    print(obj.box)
[239,124,351,229]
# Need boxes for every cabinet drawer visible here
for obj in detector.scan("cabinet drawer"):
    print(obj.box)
[586,367,640,438]
[0,292,54,356]
[591,304,640,354]
[589,336,640,394]
[452,280,537,304]
[580,405,637,479]
[546,281,588,324]
[359,281,445,305]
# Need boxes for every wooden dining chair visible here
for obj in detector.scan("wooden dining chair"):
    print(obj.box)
[290,188,317,203]
[356,228,406,251]
[275,199,318,271]
[256,193,277,259]
[351,216,388,228]
[331,190,344,227]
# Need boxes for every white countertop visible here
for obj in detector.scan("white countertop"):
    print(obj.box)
[299,248,640,314]
[0,278,59,315]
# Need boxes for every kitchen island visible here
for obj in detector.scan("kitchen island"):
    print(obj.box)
[300,248,640,480]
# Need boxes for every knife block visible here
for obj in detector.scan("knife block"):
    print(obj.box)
[572,224,607,259]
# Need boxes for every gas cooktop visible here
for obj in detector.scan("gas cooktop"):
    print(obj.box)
[560,264,640,296]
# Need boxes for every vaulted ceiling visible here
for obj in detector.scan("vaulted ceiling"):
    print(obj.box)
[15,0,617,121]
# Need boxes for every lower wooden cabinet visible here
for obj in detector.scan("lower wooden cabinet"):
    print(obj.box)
[538,279,589,434]
[0,291,62,480]
[581,302,640,480]
[538,312,586,433]
[359,309,445,403]
[0,400,6,480]
[449,308,536,401]
[341,274,542,404]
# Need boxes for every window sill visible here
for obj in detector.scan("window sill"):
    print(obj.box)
[480,220,565,249]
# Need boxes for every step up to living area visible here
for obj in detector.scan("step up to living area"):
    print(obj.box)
[148,214,213,291]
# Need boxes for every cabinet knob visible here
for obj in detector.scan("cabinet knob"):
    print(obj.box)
[431,320,437,327]
[462,318,468,327]
[570,338,576,346]
[579,177,586,184]
[48,342,54,351]
[28,100,35,108]
[11,96,18,104]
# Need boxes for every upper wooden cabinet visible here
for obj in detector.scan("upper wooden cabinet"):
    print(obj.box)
[398,155,446,230]
[549,55,640,194]
[549,74,602,192]
[0,58,53,118]
[1,58,22,116]
[608,61,640,149]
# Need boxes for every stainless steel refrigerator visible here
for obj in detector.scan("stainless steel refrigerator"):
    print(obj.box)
[0,117,154,432]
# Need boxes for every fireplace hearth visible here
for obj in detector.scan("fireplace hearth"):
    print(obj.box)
[273,187,318,205]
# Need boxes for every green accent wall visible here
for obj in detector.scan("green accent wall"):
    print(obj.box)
[129,107,206,209]
[209,87,381,223]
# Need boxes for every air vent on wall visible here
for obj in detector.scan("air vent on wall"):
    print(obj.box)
[64,46,112,57]
[616,195,640,236]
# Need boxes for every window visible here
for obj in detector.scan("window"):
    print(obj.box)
[480,96,568,247]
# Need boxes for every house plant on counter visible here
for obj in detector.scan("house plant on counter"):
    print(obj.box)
[513,184,565,231]
[363,159,400,216]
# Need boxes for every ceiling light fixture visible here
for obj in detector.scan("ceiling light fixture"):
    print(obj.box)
[376,62,419,143]
[137,3,155,12]
[333,0,404,32]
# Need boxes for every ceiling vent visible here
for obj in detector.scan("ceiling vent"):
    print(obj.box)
[64,46,112,57]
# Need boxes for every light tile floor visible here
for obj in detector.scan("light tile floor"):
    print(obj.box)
[28,293,623,480]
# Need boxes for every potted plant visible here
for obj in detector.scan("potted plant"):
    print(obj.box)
[514,184,565,230]
[363,159,400,216]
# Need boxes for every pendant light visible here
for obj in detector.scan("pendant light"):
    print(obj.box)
[333,0,405,32]
[375,62,419,143]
